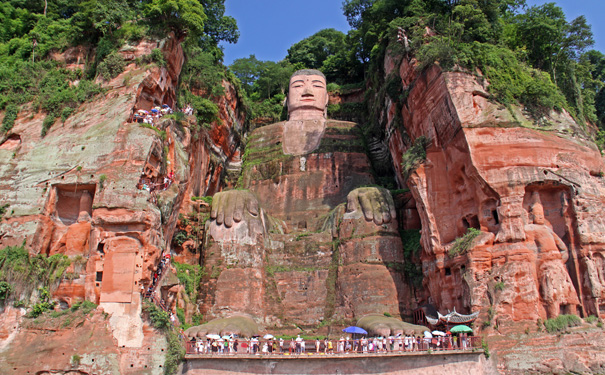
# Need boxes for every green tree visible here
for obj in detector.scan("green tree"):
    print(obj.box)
[287,28,346,70]
[143,0,207,39]
[229,54,263,93]
[252,60,294,99]
[198,0,239,46]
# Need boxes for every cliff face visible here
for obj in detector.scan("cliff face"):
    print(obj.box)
[2,30,605,374]
[379,50,605,325]
[0,33,246,373]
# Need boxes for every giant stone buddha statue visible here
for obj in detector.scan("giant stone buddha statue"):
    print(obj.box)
[200,69,408,327]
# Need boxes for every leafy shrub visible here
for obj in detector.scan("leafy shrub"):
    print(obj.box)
[191,96,220,130]
[143,300,171,330]
[71,354,81,366]
[60,106,74,123]
[164,330,185,375]
[0,245,71,301]
[401,136,429,180]
[41,114,57,137]
[172,230,191,247]
[97,52,126,80]
[99,174,107,190]
[191,196,213,205]
[151,48,166,67]
[1,104,18,133]
[0,281,12,300]
[173,262,205,300]
[585,315,598,324]
[70,300,97,315]
[250,93,285,122]
[27,287,55,318]
[494,281,505,291]
[449,228,481,257]
[327,82,341,93]
[544,314,582,333]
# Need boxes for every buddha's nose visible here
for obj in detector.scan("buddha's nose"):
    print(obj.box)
[302,87,314,96]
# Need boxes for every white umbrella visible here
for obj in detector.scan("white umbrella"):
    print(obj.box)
[295,336,303,342]
[423,331,433,338]
[432,330,446,336]
[263,334,274,339]
[206,334,220,339]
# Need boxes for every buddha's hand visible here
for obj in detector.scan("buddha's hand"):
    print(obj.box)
[346,187,396,225]
[210,190,260,228]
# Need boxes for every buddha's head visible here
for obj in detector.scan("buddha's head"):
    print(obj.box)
[287,69,329,120]
[529,191,545,225]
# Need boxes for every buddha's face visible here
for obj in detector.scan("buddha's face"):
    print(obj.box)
[287,74,328,114]
[530,203,545,225]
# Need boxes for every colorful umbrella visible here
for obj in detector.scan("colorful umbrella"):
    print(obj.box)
[450,325,473,333]
[342,326,368,335]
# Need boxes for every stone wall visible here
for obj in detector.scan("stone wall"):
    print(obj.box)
[182,352,494,375]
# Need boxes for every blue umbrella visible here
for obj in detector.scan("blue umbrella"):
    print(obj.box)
[342,326,368,335]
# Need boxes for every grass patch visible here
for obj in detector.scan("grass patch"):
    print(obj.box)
[544,314,582,333]
[139,123,167,141]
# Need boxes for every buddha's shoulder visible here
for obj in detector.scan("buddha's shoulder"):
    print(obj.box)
[246,122,285,150]
[248,121,285,141]
[325,119,358,129]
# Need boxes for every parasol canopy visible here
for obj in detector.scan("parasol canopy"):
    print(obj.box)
[342,326,368,335]
[263,334,274,339]
[450,325,473,333]
[423,331,433,338]
[206,334,220,339]
[432,330,446,336]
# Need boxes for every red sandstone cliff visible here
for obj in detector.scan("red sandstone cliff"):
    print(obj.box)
[0,33,247,373]
[374,45,605,373]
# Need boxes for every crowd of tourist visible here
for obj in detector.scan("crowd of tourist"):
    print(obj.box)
[185,333,479,356]
[132,104,174,125]
[143,252,172,311]
[137,170,175,194]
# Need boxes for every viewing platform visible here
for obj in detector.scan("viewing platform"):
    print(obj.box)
[182,349,487,374]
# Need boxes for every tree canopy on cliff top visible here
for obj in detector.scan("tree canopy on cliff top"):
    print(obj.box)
[0,0,239,134]
[339,0,603,127]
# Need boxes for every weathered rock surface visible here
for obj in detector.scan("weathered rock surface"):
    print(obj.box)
[0,32,247,373]
[377,47,605,371]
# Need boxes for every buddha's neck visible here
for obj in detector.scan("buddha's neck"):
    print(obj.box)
[289,110,325,121]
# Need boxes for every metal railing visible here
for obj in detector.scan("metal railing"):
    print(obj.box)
[184,336,482,356]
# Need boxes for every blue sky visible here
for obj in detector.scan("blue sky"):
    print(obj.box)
[221,0,605,66]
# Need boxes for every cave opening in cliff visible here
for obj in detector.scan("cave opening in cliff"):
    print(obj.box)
[492,210,499,224]
[53,184,96,225]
